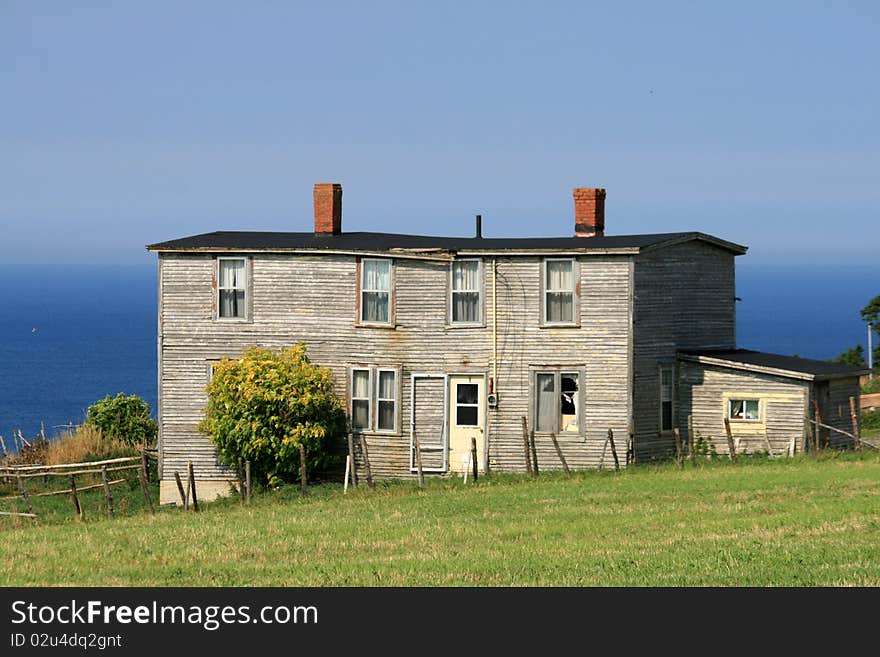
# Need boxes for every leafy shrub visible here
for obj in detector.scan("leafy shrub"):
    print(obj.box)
[862,409,880,432]
[198,343,345,486]
[862,378,880,395]
[86,393,157,447]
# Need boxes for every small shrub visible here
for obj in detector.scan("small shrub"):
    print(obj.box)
[862,378,880,394]
[199,343,346,487]
[862,409,880,433]
[85,393,157,447]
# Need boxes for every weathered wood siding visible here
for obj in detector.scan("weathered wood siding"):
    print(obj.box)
[631,242,737,461]
[158,251,634,493]
[813,377,861,449]
[678,361,808,456]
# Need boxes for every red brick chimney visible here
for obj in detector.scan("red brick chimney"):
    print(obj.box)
[573,187,605,237]
[314,183,342,235]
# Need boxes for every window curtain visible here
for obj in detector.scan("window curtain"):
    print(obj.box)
[536,373,556,432]
[352,371,370,429]
[377,371,395,431]
[452,261,480,322]
[219,260,245,318]
[362,260,390,322]
[545,261,573,322]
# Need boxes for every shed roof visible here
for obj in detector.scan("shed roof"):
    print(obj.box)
[146,230,747,256]
[678,349,870,381]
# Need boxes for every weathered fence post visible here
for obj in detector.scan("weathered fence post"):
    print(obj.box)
[187,461,199,512]
[814,402,823,450]
[139,461,155,514]
[0,435,7,458]
[520,416,533,475]
[672,428,684,469]
[687,415,696,466]
[70,475,82,519]
[549,433,570,476]
[245,460,252,503]
[347,433,359,488]
[849,396,861,452]
[101,465,114,518]
[174,471,187,509]
[141,439,150,483]
[299,444,307,497]
[723,417,737,463]
[608,429,620,471]
[627,423,634,467]
[413,434,425,488]
[359,434,375,490]
[471,436,479,482]
[18,475,33,515]
[806,410,817,458]
[529,429,539,476]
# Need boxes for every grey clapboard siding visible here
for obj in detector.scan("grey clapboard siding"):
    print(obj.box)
[631,241,737,461]
[678,360,808,456]
[158,251,634,483]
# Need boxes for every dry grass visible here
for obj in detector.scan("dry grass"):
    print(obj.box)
[43,424,136,465]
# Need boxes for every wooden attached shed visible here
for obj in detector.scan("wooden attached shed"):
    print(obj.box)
[677,350,868,456]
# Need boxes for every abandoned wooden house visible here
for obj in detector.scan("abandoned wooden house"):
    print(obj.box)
[147,183,867,503]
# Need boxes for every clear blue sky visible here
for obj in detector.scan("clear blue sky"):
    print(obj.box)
[2,1,878,265]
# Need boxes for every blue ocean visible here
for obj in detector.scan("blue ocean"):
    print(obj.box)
[0,262,877,440]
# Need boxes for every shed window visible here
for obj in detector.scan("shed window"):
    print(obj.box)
[729,398,760,421]
[451,259,481,324]
[660,365,674,431]
[361,258,392,324]
[534,370,581,433]
[218,258,246,319]
[544,259,575,324]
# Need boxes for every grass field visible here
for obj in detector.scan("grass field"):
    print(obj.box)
[1,451,879,586]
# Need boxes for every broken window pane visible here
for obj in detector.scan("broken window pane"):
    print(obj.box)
[560,373,579,432]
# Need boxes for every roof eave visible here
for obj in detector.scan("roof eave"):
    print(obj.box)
[677,353,867,382]
[639,232,748,256]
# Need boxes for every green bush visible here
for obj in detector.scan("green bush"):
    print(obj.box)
[862,378,880,394]
[86,393,158,447]
[862,409,880,432]
[198,343,345,487]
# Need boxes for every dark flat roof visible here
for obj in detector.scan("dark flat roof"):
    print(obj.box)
[146,230,747,254]
[679,349,869,380]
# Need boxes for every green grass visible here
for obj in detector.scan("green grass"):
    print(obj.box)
[2,452,880,586]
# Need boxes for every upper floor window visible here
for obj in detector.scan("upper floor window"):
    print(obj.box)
[451,259,482,324]
[361,258,392,324]
[543,259,576,324]
[660,364,674,431]
[729,398,760,422]
[218,257,247,319]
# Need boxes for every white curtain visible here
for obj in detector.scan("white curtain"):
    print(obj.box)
[546,261,573,290]
[545,261,573,323]
[377,371,395,430]
[362,260,390,322]
[452,261,479,322]
[219,260,245,318]
[536,373,556,432]
[352,371,370,429]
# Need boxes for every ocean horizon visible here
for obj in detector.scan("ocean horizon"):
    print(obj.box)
[0,262,876,440]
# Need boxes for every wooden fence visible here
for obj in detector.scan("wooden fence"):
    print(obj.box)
[0,449,158,520]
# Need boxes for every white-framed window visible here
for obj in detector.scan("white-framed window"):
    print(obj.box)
[351,368,372,430]
[728,398,760,422]
[533,370,581,433]
[360,258,392,324]
[217,257,247,319]
[350,366,399,433]
[660,364,674,431]
[454,382,480,427]
[450,259,482,324]
[376,369,398,433]
[543,258,577,324]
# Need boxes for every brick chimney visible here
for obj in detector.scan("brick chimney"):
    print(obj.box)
[314,183,342,235]
[573,187,605,237]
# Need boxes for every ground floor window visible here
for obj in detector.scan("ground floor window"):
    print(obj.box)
[350,366,399,433]
[533,369,582,433]
[728,398,760,421]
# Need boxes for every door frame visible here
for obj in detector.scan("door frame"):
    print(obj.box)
[410,373,448,473]
[447,372,488,472]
